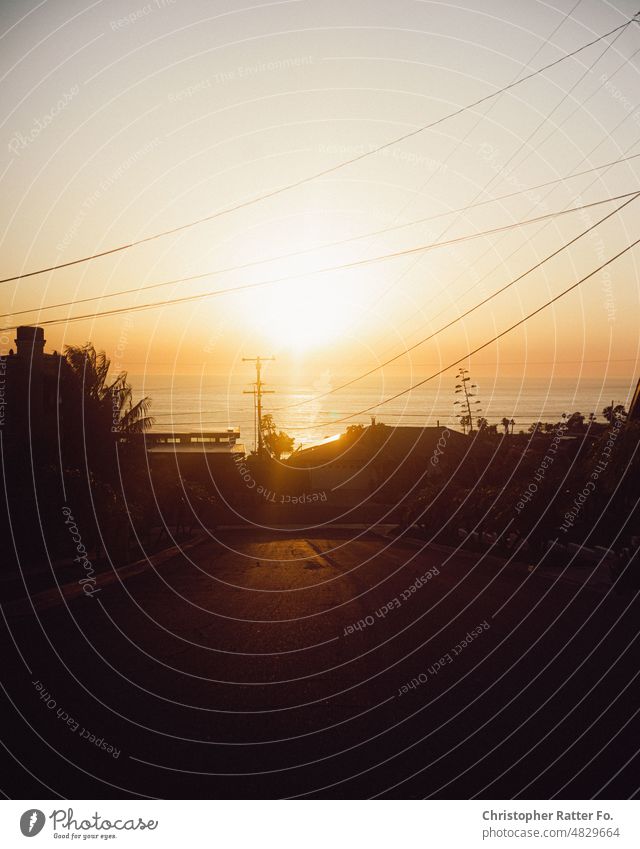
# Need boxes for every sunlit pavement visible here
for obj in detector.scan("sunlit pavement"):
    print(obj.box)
[3,528,638,799]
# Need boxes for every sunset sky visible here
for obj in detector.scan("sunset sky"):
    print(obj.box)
[1,0,639,401]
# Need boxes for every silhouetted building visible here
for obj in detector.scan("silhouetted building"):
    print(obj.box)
[287,424,465,502]
[2,325,66,446]
[144,429,246,493]
[145,429,243,454]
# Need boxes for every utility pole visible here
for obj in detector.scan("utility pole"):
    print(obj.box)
[243,356,275,457]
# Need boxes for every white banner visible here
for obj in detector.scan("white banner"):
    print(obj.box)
[0,800,638,848]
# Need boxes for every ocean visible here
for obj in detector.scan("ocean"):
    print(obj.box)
[132,373,638,452]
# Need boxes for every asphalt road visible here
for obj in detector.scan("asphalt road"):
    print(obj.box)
[3,528,639,799]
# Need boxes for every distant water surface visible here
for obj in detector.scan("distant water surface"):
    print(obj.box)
[131,373,637,450]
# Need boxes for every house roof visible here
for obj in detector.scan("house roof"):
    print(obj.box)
[287,424,463,468]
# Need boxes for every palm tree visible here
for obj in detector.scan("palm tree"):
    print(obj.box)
[61,344,154,565]
[64,343,153,435]
[501,417,510,435]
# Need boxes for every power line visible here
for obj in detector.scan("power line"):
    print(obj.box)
[0,17,635,286]
[145,360,640,409]
[349,0,626,325]
[5,171,640,319]
[118,356,640,382]
[362,37,640,364]
[282,0,588,340]
[131,359,640,399]
[410,358,639,367]
[3,188,637,329]
[272,192,640,411]
[293,234,640,430]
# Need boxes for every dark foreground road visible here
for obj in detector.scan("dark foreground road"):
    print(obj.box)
[2,528,639,799]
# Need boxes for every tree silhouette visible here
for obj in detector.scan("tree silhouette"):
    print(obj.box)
[566,411,585,433]
[602,403,627,423]
[64,343,153,435]
[454,367,481,433]
[261,414,294,460]
[61,343,154,563]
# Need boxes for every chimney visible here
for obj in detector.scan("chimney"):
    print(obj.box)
[14,326,47,437]
[15,325,45,359]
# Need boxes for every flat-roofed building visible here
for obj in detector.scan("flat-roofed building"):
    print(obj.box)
[145,429,243,455]
[143,429,245,495]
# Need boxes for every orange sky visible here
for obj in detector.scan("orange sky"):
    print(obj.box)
[1,0,639,391]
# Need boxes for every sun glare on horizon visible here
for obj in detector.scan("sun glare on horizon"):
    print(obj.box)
[247,276,363,353]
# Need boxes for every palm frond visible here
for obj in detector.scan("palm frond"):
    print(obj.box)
[118,396,154,434]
